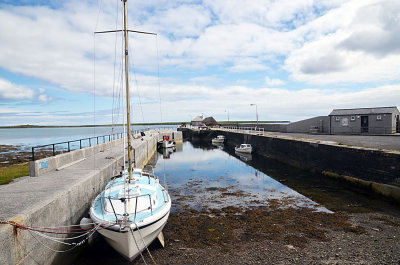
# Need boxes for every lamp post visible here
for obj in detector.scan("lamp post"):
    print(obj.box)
[225,109,230,122]
[250,104,258,126]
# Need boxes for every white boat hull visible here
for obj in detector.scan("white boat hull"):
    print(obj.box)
[211,135,226,144]
[98,210,170,261]
[235,147,252,154]
[159,140,175,148]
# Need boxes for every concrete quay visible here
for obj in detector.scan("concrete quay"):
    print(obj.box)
[0,130,182,265]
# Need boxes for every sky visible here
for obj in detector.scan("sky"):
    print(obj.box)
[0,0,399,126]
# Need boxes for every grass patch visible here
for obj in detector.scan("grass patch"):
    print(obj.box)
[0,163,29,185]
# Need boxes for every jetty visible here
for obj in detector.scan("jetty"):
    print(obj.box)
[0,129,182,265]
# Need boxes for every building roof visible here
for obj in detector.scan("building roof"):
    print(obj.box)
[329,107,399,116]
[203,116,217,125]
[191,115,203,122]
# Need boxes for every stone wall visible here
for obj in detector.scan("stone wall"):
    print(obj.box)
[194,129,400,202]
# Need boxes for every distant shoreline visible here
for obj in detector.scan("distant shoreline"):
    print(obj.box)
[0,121,290,129]
[0,122,181,129]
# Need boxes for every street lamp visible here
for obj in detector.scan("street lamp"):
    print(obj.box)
[225,109,230,122]
[250,104,258,126]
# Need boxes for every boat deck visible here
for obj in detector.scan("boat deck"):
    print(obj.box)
[91,172,169,224]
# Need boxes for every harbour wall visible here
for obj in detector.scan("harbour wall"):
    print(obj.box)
[0,130,182,265]
[181,128,400,202]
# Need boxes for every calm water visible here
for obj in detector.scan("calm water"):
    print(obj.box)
[74,139,400,264]
[0,125,177,147]
[153,141,327,212]
[153,141,399,214]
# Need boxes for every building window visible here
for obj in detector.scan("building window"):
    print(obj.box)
[341,117,349,127]
[377,115,382,120]
[351,116,355,121]
[335,116,340,121]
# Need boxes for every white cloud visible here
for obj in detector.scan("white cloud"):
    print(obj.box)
[284,0,400,84]
[0,78,35,100]
[38,94,53,102]
[265,76,285,86]
[0,0,399,126]
[2,0,396,93]
[189,75,221,85]
[338,0,400,57]
[146,4,211,38]
[203,0,343,28]
[150,80,400,122]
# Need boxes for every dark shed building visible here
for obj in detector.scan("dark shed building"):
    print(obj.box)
[329,106,400,134]
[203,117,218,127]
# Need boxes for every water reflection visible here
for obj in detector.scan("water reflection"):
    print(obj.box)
[211,142,224,150]
[158,146,176,159]
[235,151,252,162]
[154,141,328,212]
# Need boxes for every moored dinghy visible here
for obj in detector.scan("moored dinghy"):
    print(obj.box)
[211,135,226,144]
[235,144,253,154]
[158,140,176,148]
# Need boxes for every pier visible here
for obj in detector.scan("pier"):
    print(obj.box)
[179,126,400,203]
[0,130,182,265]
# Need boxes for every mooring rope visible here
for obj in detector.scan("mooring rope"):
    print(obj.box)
[135,222,157,265]
[129,226,148,265]
[0,219,115,253]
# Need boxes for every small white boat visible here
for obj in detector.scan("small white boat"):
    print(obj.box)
[235,144,253,154]
[158,140,176,148]
[211,135,226,144]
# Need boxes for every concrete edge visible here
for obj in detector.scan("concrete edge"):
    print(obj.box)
[30,138,125,177]
[322,171,400,203]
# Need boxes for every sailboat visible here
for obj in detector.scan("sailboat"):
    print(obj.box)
[89,0,171,261]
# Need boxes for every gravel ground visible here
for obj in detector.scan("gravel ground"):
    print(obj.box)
[137,213,400,265]
[75,208,400,265]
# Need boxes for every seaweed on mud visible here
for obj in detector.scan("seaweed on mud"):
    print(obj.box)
[164,199,366,251]
[370,215,400,227]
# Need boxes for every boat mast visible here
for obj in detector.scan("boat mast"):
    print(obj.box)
[123,0,133,181]
[94,1,156,181]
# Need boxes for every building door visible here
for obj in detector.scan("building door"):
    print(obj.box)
[361,116,368,133]
[396,115,400,133]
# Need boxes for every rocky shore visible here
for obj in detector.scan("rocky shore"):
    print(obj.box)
[0,145,31,167]
[0,144,57,167]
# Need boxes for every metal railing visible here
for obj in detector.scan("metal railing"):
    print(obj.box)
[30,127,177,161]
[221,126,265,135]
[31,132,124,161]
